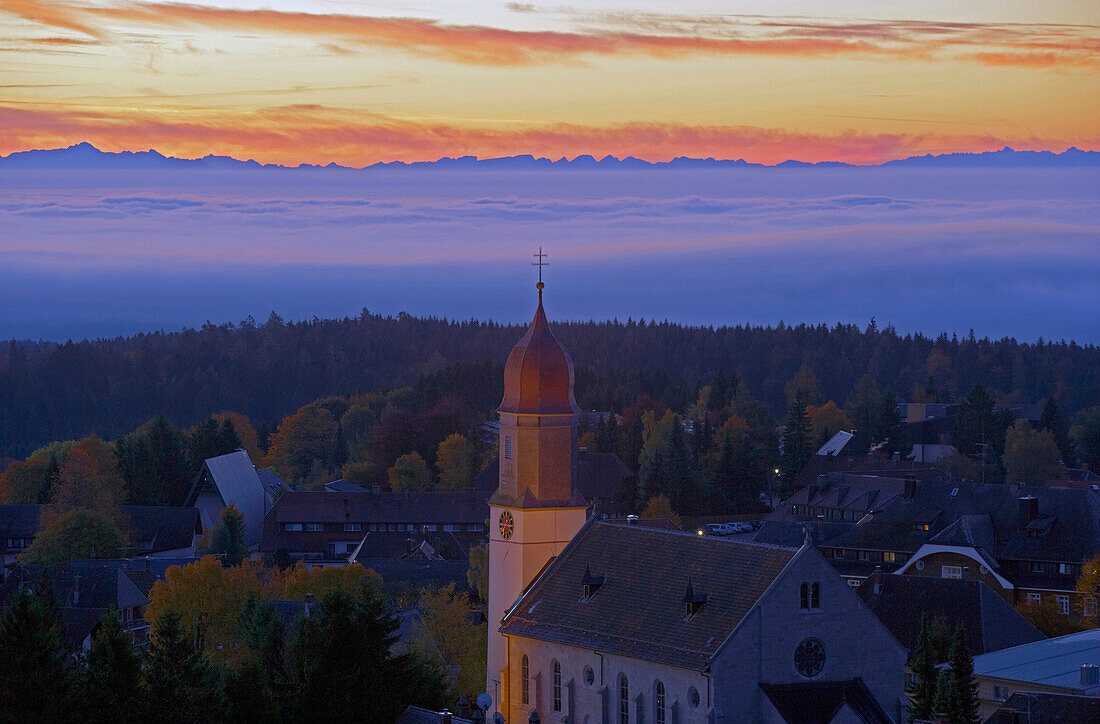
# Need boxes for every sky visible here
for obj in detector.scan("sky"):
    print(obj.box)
[1,0,1098,165]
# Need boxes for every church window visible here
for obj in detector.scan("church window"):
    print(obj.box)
[521,655,530,705]
[810,582,820,608]
[552,661,562,712]
[505,436,513,459]
[619,675,629,724]
[794,638,826,678]
[688,687,700,708]
[654,682,665,724]
[583,666,595,687]
[800,583,809,609]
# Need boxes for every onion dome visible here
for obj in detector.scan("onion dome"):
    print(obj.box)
[499,285,580,415]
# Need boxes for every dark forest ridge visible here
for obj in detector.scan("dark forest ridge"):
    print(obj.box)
[2,143,1097,171]
[2,311,1096,458]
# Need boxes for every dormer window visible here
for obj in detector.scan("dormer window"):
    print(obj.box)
[582,563,606,601]
[683,579,708,619]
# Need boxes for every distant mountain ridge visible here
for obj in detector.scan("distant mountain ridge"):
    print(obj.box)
[1,142,1097,171]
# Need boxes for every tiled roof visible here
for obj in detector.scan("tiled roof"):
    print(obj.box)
[500,521,797,671]
[985,692,1100,724]
[856,575,1044,655]
[265,490,489,526]
[972,629,1100,693]
[357,558,471,598]
[759,678,892,724]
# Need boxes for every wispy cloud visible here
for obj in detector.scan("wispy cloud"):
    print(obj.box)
[1,0,1096,67]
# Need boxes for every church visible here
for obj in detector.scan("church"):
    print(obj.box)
[486,279,908,724]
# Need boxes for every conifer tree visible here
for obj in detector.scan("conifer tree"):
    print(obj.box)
[143,609,218,723]
[0,586,70,722]
[931,667,955,720]
[208,503,248,566]
[948,625,980,724]
[907,614,938,722]
[781,393,814,483]
[81,609,144,723]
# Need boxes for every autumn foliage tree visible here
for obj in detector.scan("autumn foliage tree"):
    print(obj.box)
[1003,419,1063,484]
[407,584,487,701]
[388,452,431,491]
[265,404,338,487]
[436,433,476,491]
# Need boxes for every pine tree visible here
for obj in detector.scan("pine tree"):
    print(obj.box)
[907,614,938,722]
[781,393,813,484]
[948,625,980,724]
[80,609,144,723]
[143,610,218,723]
[931,667,955,720]
[1040,398,1074,466]
[208,504,248,566]
[0,586,71,722]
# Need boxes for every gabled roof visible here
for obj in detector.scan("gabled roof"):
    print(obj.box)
[972,629,1100,693]
[759,678,891,724]
[257,468,290,508]
[323,479,369,494]
[500,521,797,670]
[185,450,268,546]
[856,575,1044,655]
[816,430,854,457]
[122,505,201,552]
[0,504,41,540]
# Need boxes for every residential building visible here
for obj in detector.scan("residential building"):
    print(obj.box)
[984,691,1100,723]
[970,629,1100,720]
[185,449,289,550]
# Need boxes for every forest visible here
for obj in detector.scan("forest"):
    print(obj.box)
[2,310,1097,461]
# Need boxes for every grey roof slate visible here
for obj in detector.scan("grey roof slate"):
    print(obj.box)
[856,575,1044,655]
[500,520,797,671]
[185,450,268,546]
[972,629,1100,693]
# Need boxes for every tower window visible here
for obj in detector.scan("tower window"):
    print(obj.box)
[655,682,665,724]
[811,582,820,608]
[619,675,629,724]
[800,583,809,609]
[552,660,562,712]
[521,654,530,705]
[505,436,513,459]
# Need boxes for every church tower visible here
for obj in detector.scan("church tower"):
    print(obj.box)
[487,272,588,717]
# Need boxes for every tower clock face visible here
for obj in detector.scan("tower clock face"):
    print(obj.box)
[499,510,515,540]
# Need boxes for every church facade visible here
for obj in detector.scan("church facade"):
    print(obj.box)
[487,284,907,723]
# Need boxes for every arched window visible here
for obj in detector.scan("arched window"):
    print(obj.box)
[619,675,629,724]
[655,682,666,724]
[553,660,562,712]
[521,654,530,705]
[811,582,820,609]
[800,582,809,609]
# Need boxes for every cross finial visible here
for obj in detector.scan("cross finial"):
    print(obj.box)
[532,247,548,295]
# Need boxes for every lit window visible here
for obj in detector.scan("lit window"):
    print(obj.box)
[521,655,530,705]
[505,436,513,459]
[619,675,629,724]
[1057,595,1070,615]
[553,661,562,712]
[942,566,962,580]
[284,523,303,532]
[655,682,665,724]
[883,551,896,563]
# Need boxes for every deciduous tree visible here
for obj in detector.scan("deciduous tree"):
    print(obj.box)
[407,584,487,701]
[19,508,127,564]
[436,433,476,491]
[388,451,431,491]
[641,494,681,527]
[1003,419,1062,484]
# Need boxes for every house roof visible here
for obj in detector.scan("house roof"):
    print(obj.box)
[819,480,1100,564]
[769,472,912,524]
[474,452,633,502]
[122,505,201,552]
[816,430,855,457]
[265,490,489,529]
[759,678,892,724]
[257,468,290,508]
[0,504,41,541]
[985,692,1100,724]
[971,629,1100,693]
[500,520,797,671]
[323,479,369,493]
[357,558,471,598]
[856,575,1044,656]
[185,450,270,546]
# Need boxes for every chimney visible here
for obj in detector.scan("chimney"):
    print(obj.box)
[1081,663,1100,686]
[1019,496,1039,527]
[304,592,314,618]
[871,566,884,595]
[72,575,81,605]
[963,566,970,579]
[441,710,453,724]
[456,696,472,719]
[406,538,415,555]
[904,476,918,500]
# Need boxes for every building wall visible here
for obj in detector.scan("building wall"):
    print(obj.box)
[504,635,711,724]
[903,551,1009,597]
[973,676,1087,721]
[710,548,907,723]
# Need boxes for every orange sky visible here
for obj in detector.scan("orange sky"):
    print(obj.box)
[1,0,1098,165]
